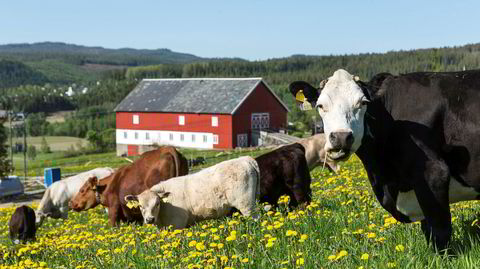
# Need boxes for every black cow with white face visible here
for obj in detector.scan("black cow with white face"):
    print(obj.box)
[290,69,480,252]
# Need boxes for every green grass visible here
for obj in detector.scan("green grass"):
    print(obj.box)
[11,146,272,177]
[2,155,480,268]
[10,136,87,152]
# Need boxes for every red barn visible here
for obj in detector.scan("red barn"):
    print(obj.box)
[115,78,288,155]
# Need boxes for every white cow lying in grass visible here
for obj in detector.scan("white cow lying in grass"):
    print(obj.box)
[125,156,260,229]
[36,167,114,227]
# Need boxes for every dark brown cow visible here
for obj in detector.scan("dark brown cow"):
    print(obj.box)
[9,205,37,243]
[256,143,312,207]
[69,146,188,226]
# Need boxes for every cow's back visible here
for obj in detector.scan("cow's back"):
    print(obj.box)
[161,156,259,221]
[9,205,36,243]
[256,143,311,205]
[379,70,480,187]
[108,147,188,222]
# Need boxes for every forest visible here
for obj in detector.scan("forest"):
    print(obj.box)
[1,42,480,141]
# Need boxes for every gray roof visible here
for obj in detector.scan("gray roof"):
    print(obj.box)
[114,78,288,114]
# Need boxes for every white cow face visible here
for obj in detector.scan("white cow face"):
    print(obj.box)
[289,69,369,162]
[125,190,169,225]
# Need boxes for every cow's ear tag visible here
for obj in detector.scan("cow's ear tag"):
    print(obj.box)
[126,201,140,209]
[295,90,305,102]
[161,197,169,203]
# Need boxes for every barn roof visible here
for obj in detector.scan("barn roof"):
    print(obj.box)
[114,78,289,114]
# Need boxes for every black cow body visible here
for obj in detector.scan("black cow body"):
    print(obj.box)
[289,69,480,251]
[357,70,480,251]
[9,205,37,243]
[256,143,312,207]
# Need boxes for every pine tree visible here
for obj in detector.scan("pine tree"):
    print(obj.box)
[0,119,12,176]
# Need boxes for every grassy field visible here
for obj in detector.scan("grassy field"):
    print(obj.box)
[2,155,480,268]
[10,136,87,152]
[11,146,272,177]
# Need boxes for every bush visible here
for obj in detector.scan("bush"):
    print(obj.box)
[27,145,37,160]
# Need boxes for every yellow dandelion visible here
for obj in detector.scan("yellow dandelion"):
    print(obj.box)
[296,258,305,265]
[395,244,405,252]
[360,253,369,260]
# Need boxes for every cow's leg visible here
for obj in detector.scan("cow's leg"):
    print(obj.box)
[108,204,123,227]
[290,167,312,208]
[414,158,452,252]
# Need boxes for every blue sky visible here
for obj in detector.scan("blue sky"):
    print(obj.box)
[2,0,480,60]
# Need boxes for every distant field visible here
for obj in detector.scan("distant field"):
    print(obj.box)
[10,136,87,151]
[45,111,73,123]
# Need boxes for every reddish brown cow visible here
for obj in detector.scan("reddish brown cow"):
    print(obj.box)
[69,146,188,226]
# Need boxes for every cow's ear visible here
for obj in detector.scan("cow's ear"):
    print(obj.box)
[125,195,140,209]
[158,191,171,203]
[88,176,98,186]
[289,81,321,111]
[124,195,138,203]
[366,72,393,99]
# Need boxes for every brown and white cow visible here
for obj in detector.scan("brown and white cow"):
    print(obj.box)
[69,146,188,226]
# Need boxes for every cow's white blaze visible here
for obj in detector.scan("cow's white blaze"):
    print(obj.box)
[316,69,368,159]
[396,178,479,222]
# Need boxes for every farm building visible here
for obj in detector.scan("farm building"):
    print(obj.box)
[114,78,289,156]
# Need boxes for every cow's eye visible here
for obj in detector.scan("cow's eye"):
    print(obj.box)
[317,103,327,112]
[356,98,369,109]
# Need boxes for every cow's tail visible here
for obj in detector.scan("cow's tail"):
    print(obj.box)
[251,158,261,200]
[172,148,181,177]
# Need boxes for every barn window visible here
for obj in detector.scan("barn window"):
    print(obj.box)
[192,134,195,142]
[135,132,139,139]
[180,134,185,141]
[212,116,218,127]
[169,133,173,141]
[179,115,185,125]
[203,135,207,143]
[146,132,150,140]
[213,135,219,145]
[124,132,127,139]
[133,115,139,125]
[251,113,269,129]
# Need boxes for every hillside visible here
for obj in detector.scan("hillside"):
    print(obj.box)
[0,42,208,85]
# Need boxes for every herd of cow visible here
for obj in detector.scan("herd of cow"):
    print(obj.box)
[8,68,480,254]
[8,134,333,241]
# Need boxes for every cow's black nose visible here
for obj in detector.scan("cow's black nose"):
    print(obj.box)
[145,217,154,224]
[330,131,354,150]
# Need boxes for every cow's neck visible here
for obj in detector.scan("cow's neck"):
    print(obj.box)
[97,176,114,207]
[354,99,409,220]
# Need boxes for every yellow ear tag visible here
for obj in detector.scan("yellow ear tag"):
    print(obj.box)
[161,197,169,203]
[126,201,140,209]
[295,90,305,102]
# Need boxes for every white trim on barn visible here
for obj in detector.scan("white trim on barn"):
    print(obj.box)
[116,129,215,149]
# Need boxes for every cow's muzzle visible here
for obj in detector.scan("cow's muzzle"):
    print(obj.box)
[145,217,155,224]
[327,131,354,161]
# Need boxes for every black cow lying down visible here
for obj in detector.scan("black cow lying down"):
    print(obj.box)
[9,205,37,244]
[289,69,480,252]
[256,143,312,207]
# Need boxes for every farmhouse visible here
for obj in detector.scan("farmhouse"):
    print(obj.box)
[115,78,288,155]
